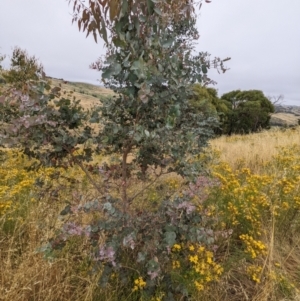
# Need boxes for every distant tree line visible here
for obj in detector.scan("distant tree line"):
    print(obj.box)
[190,84,275,135]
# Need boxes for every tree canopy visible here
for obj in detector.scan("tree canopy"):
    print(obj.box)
[68,0,229,184]
[2,47,44,89]
[220,89,275,134]
[0,53,4,70]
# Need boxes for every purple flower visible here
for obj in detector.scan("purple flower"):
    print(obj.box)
[63,222,84,236]
[97,246,116,266]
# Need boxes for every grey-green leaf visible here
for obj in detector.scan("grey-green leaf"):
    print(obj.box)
[154,7,162,15]
[162,38,174,48]
[164,231,176,246]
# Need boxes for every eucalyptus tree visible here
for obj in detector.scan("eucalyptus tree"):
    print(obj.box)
[2,47,44,89]
[70,0,229,206]
[221,90,274,134]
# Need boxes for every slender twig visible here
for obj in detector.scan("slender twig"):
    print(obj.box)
[121,148,129,207]
[129,171,165,203]
[62,145,104,195]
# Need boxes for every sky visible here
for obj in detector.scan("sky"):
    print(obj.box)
[0,0,299,105]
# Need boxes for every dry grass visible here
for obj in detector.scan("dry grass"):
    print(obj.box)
[0,204,95,301]
[209,127,300,173]
[0,181,115,301]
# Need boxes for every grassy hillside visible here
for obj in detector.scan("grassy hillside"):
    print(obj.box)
[48,77,114,109]
[2,127,300,300]
[270,113,300,127]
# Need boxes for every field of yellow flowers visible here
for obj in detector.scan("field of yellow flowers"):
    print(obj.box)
[1,127,300,301]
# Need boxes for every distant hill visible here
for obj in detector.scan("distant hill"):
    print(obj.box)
[48,77,114,109]
[270,105,300,127]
